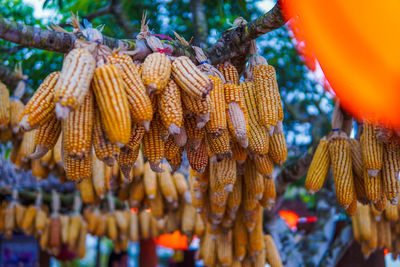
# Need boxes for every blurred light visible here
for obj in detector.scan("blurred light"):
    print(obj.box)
[154,230,188,250]
[282,0,400,128]
[279,210,317,230]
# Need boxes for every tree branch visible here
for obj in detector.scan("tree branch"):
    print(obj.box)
[0,1,287,64]
[0,64,22,90]
[190,0,208,47]
[109,0,135,37]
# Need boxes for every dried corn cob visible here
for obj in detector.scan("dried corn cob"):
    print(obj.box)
[261,177,277,209]
[92,108,119,166]
[53,135,63,167]
[128,211,139,242]
[64,151,92,181]
[55,48,95,118]
[231,140,247,165]
[21,205,37,232]
[264,234,283,267]
[217,230,233,266]
[249,205,265,254]
[181,202,196,235]
[233,212,248,261]
[49,217,61,248]
[364,168,382,202]
[202,230,217,266]
[158,79,183,134]
[305,137,330,194]
[128,180,145,207]
[218,62,239,85]
[117,145,140,181]
[139,210,151,239]
[133,150,144,178]
[106,213,118,241]
[349,138,363,178]
[187,138,208,173]
[15,203,25,229]
[142,52,171,95]
[92,64,131,146]
[224,82,248,147]
[182,92,212,128]
[30,114,61,159]
[356,204,372,240]
[367,216,378,250]
[62,90,93,159]
[384,202,399,221]
[4,203,15,238]
[109,53,153,127]
[184,116,204,152]
[79,177,97,204]
[10,99,24,134]
[172,56,212,99]
[77,221,87,259]
[172,172,189,199]
[68,215,82,248]
[206,130,231,160]
[241,81,269,155]
[60,215,69,243]
[244,160,265,200]
[373,194,386,212]
[149,185,164,218]
[39,219,49,248]
[35,209,47,234]
[210,157,237,194]
[0,82,10,129]
[18,130,36,162]
[227,175,242,219]
[164,136,183,172]
[20,72,59,131]
[382,144,400,204]
[143,162,157,199]
[206,76,226,137]
[143,117,165,172]
[94,215,106,237]
[115,210,129,238]
[254,64,279,132]
[269,122,287,165]
[254,155,274,178]
[31,159,50,179]
[92,156,106,199]
[329,134,355,207]
[158,164,179,204]
[345,198,358,216]
[360,123,383,177]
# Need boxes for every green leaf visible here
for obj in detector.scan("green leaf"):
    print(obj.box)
[236,0,248,14]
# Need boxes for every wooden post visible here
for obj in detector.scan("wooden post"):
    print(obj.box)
[139,239,158,267]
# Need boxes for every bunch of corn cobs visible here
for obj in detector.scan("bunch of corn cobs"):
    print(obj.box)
[0,17,287,266]
[305,103,400,216]
[352,201,400,259]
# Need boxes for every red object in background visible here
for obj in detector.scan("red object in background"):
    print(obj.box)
[279,210,317,230]
[281,0,400,128]
[154,230,188,250]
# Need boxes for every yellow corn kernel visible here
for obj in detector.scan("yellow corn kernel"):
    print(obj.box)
[249,205,265,254]
[158,79,183,134]
[356,203,372,240]
[205,76,226,137]
[264,234,283,267]
[15,203,25,229]
[329,135,355,207]
[182,92,212,128]
[345,198,358,216]
[210,156,237,194]
[231,140,247,165]
[172,172,189,197]
[384,201,398,221]
[68,215,82,248]
[143,162,157,199]
[261,177,277,209]
[194,213,205,237]
[62,90,93,159]
[115,210,129,238]
[382,143,400,204]
[128,211,139,242]
[18,130,36,162]
[92,108,119,166]
[10,99,24,134]
[0,82,10,129]
[187,138,208,173]
[158,164,178,204]
[39,218,49,249]
[35,209,47,234]
[206,130,231,159]
[79,177,97,204]
[172,56,212,99]
[349,138,363,179]
[109,53,153,126]
[31,159,50,179]
[244,159,265,201]
[142,117,164,172]
[367,214,378,250]
[106,213,118,241]
[360,122,383,176]
[354,169,369,205]
[254,64,279,131]
[92,64,131,146]
[91,156,107,199]
[128,180,145,208]
[363,168,382,203]
[139,210,151,239]
[373,194,386,212]
[164,136,183,172]
[30,113,61,159]
[20,72,59,131]
[77,221,87,259]
[268,122,287,165]
[241,81,269,155]
[202,230,217,266]
[227,175,242,218]
[94,215,106,237]
[64,150,92,181]
[142,52,171,95]
[305,137,330,194]
[224,83,248,147]
[55,48,95,118]
[184,116,205,152]
[53,135,63,167]
[133,150,144,178]
[217,230,233,266]
[233,211,248,261]
[181,202,196,235]
[218,62,239,85]
[117,145,140,181]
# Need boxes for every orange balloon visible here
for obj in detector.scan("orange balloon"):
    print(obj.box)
[282,0,400,127]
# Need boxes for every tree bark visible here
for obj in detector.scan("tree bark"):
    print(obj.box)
[190,0,208,47]
[0,64,21,90]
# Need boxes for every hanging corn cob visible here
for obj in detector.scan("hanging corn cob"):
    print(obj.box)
[0,82,10,130]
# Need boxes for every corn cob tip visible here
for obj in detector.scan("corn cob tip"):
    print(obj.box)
[187,138,202,152]
[268,126,275,136]
[184,191,192,203]
[146,84,157,96]
[120,166,132,182]
[367,169,380,177]
[30,145,49,159]
[196,114,210,129]
[224,184,234,193]
[103,157,115,167]
[142,121,151,131]
[307,190,316,195]
[173,127,187,147]
[149,161,164,173]
[12,126,19,134]
[115,142,125,148]
[55,103,71,120]
[19,115,32,132]
[255,193,263,200]
[238,138,249,148]
[170,163,181,173]
[148,194,155,199]
[390,196,399,206]
[169,123,180,135]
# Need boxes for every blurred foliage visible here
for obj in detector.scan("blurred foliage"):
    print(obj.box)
[0,0,333,205]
